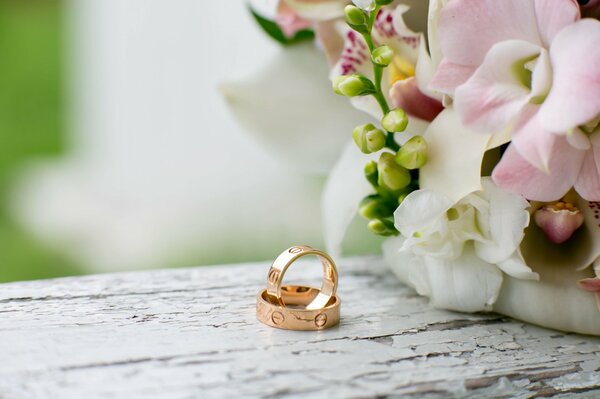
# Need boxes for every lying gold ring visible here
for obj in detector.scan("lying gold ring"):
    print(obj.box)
[266,246,338,310]
[256,285,340,330]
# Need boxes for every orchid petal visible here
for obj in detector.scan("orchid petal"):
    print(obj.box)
[384,239,504,313]
[533,0,581,47]
[492,139,585,202]
[454,40,541,133]
[534,205,585,244]
[574,137,600,201]
[330,29,372,78]
[420,244,503,312]
[352,0,374,11]
[330,27,383,120]
[566,128,592,151]
[282,0,346,21]
[389,77,443,122]
[495,250,539,280]
[372,6,420,66]
[437,0,541,67]
[417,0,451,98]
[429,59,476,96]
[276,1,312,38]
[315,20,345,66]
[415,39,441,101]
[393,189,453,238]
[474,179,531,265]
[425,0,449,69]
[539,19,600,133]
[494,259,600,335]
[322,142,377,258]
[510,107,555,173]
[221,43,366,174]
[420,108,491,204]
[383,237,427,294]
[529,48,552,101]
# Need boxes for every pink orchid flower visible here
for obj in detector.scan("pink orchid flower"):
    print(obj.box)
[430,0,600,202]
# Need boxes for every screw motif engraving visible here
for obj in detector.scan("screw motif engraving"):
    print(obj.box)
[271,311,284,325]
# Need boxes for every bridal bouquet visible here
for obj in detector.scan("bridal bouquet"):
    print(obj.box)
[238,0,600,335]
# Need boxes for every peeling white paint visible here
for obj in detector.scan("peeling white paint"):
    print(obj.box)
[0,256,599,398]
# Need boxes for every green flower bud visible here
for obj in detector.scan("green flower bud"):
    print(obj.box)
[371,45,394,67]
[367,218,398,236]
[359,195,395,220]
[332,74,376,97]
[364,160,378,187]
[359,199,384,220]
[377,152,411,191]
[352,124,386,154]
[382,108,408,132]
[375,0,394,5]
[395,136,428,169]
[344,5,368,32]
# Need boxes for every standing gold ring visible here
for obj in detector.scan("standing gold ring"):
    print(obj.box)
[256,285,341,330]
[266,245,338,310]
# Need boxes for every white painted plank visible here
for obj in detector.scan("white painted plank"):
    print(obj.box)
[1,256,599,398]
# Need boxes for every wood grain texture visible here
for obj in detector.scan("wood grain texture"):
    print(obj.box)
[1,256,599,399]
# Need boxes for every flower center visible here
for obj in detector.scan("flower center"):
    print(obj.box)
[512,53,550,105]
[387,55,415,86]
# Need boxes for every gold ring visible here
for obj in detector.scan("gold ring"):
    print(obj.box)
[266,246,338,310]
[256,285,341,330]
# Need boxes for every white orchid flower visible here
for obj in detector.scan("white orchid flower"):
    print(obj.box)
[221,43,366,175]
[352,0,375,11]
[384,178,537,312]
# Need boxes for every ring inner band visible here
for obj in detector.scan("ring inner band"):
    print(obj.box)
[266,246,338,310]
[266,286,337,309]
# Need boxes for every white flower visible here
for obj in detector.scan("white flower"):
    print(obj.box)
[352,0,375,11]
[221,43,366,175]
[385,178,538,312]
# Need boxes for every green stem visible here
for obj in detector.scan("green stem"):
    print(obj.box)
[373,91,389,114]
[385,132,400,151]
[362,6,397,151]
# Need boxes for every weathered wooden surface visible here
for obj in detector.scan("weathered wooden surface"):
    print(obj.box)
[1,256,600,399]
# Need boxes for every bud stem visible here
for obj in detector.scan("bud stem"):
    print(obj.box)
[358,5,397,151]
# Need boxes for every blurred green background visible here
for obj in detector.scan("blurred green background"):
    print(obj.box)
[0,0,83,282]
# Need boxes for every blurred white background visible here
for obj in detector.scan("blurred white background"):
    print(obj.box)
[10,0,375,274]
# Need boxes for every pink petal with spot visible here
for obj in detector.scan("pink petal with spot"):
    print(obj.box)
[574,137,600,201]
[437,0,541,66]
[331,29,371,77]
[389,77,443,122]
[533,0,580,47]
[492,138,585,202]
[539,19,600,133]
[454,40,540,133]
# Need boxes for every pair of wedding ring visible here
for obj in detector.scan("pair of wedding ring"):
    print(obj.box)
[256,245,341,330]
